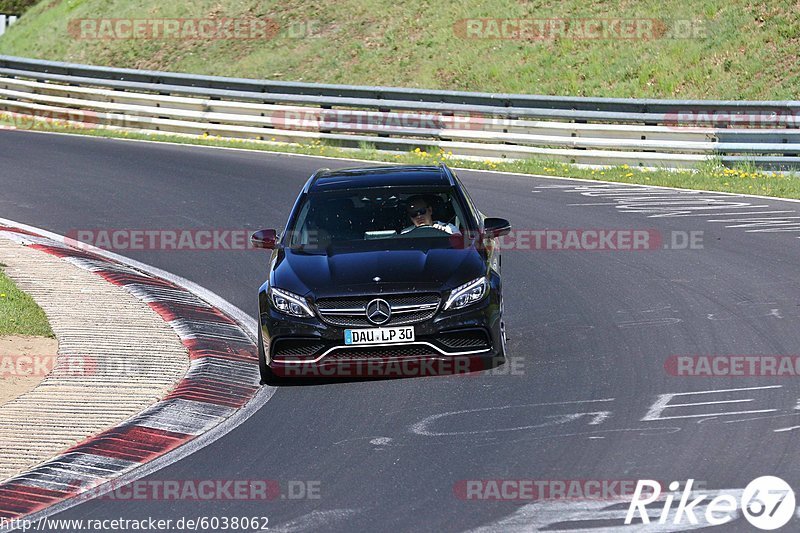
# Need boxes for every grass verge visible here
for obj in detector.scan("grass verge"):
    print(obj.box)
[0,266,54,337]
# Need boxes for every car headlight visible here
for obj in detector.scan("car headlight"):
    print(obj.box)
[269,287,313,317]
[444,277,488,310]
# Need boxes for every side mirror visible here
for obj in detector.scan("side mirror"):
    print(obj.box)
[251,229,278,249]
[483,217,511,238]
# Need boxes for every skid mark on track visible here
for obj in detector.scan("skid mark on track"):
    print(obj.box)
[267,509,361,533]
[410,399,615,438]
[533,182,800,237]
[616,318,683,328]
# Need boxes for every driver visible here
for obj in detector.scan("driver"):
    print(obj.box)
[401,195,459,234]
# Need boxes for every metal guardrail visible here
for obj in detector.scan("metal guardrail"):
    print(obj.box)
[0,55,798,170]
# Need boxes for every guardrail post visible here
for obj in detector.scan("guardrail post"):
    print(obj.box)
[0,14,18,37]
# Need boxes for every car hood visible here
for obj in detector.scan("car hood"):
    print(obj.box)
[271,242,487,298]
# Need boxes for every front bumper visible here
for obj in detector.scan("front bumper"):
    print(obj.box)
[259,288,503,378]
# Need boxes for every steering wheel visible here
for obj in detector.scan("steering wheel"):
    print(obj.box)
[398,225,451,238]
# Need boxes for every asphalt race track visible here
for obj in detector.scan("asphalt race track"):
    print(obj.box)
[2,130,800,532]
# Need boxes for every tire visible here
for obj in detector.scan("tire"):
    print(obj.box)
[498,298,508,360]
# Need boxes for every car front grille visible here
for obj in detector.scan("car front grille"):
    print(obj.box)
[315,293,440,328]
[437,329,491,350]
[271,338,325,360]
[324,345,438,361]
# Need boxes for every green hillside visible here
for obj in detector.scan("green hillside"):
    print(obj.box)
[0,0,798,99]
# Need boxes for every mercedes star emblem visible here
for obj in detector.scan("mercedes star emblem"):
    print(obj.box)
[366,298,391,325]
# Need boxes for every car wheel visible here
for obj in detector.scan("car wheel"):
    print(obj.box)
[499,299,508,359]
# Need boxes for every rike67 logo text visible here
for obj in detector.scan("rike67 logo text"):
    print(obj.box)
[626,476,795,530]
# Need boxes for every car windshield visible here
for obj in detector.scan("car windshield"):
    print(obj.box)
[287,189,470,248]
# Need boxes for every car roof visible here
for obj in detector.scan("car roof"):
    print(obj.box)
[308,165,454,193]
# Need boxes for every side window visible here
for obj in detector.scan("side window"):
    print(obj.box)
[288,200,311,245]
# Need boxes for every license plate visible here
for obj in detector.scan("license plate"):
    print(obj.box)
[344,326,415,345]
